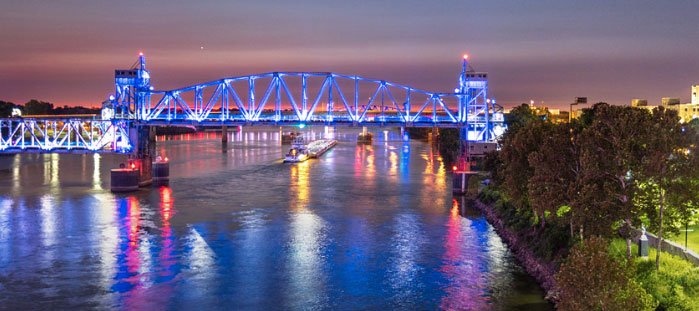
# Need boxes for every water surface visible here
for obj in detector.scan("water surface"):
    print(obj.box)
[0,127,550,310]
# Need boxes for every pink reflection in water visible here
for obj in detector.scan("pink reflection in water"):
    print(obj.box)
[439,199,489,310]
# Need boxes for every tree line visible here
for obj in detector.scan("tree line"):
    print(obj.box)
[0,99,100,117]
[486,102,699,269]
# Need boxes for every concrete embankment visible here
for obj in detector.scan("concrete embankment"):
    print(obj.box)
[473,199,558,300]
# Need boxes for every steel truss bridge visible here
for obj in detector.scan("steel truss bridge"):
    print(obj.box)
[0,54,504,154]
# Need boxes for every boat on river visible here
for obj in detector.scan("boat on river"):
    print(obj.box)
[283,137,337,163]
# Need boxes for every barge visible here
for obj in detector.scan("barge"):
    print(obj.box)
[283,137,337,163]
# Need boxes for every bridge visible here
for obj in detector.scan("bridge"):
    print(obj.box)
[0,54,505,154]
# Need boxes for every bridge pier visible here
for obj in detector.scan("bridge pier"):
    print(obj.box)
[222,125,228,152]
[453,127,476,195]
[130,125,155,187]
[400,127,410,142]
[110,125,155,192]
[430,127,439,145]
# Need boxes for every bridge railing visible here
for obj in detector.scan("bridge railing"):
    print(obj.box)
[0,118,132,153]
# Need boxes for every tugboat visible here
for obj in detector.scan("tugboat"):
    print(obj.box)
[283,136,309,163]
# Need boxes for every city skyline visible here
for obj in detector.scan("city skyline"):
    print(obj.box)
[1,0,698,108]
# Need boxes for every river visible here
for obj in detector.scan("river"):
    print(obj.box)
[0,126,550,310]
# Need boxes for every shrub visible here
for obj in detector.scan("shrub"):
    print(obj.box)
[555,237,655,311]
[610,239,699,310]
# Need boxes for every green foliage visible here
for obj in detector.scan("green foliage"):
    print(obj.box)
[437,128,460,166]
[555,237,656,311]
[482,150,503,184]
[610,239,699,310]
[556,205,571,218]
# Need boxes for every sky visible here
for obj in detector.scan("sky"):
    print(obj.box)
[1,0,698,109]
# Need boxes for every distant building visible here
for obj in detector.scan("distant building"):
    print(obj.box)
[661,97,681,107]
[672,104,699,122]
[633,86,699,123]
[631,99,648,107]
[630,99,655,113]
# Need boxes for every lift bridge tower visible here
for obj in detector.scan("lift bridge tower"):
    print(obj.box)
[453,55,505,191]
[113,53,152,119]
[458,54,504,142]
[111,53,155,186]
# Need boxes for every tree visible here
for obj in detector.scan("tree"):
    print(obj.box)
[577,104,652,253]
[23,99,54,115]
[499,117,547,212]
[0,100,14,117]
[640,107,692,269]
[555,237,655,311]
[504,103,539,136]
[528,123,581,234]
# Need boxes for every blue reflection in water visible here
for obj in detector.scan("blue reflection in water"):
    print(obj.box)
[0,128,550,310]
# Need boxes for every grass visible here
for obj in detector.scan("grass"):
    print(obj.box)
[667,224,699,253]
[610,239,699,310]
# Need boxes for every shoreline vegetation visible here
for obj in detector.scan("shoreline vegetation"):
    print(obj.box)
[474,103,698,310]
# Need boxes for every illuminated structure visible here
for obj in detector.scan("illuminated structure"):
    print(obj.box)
[1,54,505,153]
[0,119,131,153]
[631,86,699,123]
[114,53,152,119]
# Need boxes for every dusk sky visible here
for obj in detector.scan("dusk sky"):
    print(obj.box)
[1,0,698,109]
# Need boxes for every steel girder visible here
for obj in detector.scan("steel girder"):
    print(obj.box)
[133,72,492,128]
[0,118,132,153]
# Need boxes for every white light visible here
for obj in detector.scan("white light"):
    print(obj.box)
[109,95,115,101]
[102,107,115,120]
[11,108,21,117]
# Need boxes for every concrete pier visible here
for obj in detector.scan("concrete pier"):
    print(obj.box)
[111,125,155,192]
[222,125,228,152]
[124,125,155,187]
[452,170,477,195]
[430,127,439,145]
[110,166,139,192]
[222,125,228,142]
[153,156,170,186]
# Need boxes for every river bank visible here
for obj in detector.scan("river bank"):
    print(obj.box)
[472,199,558,297]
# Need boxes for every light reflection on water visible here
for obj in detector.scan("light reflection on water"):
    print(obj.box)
[0,127,551,310]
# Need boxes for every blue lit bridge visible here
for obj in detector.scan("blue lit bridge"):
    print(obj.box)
[0,54,504,154]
